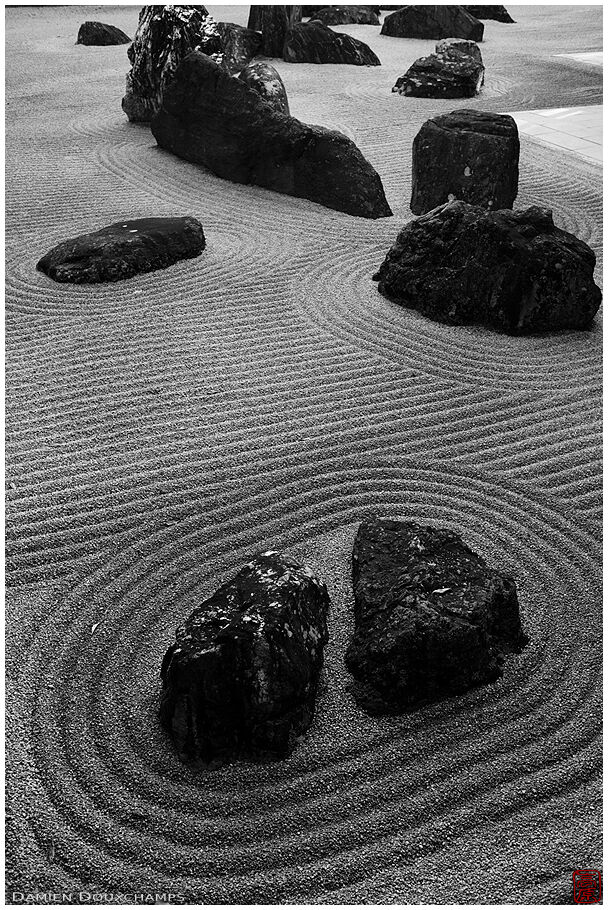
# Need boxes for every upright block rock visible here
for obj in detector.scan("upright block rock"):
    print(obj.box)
[381,5,484,41]
[160,552,331,764]
[151,52,392,218]
[373,200,602,334]
[411,109,519,214]
[345,518,527,713]
[247,5,302,57]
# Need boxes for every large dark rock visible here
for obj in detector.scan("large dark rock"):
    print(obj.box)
[304,4,381,14]
[435,36,483,64]
[36,217,205,284]
[464,5,514,22]
[122,5,217,122]
[313,6,381,25]
[151,52,392,218]
[411,109,518,214]
[345,518,527,713]
[247,5,302,57]
[160,552,331,764]
[373,200,602,334]
[238,61,290,115]
[393,52,484,98]
[283,20,381,64]
[381,5,484,41]
[76,21,131,45]
[216,22,263,74]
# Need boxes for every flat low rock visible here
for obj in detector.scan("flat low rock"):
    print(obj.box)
[238,61,290,115]
[411,109,518,214]
[36,216,205,284]
[313,6,381,26]
[435,37,483,64]
[345,518,527,713]
[464,5,515,22]
[393,52,484,98]
[381,5,484,41]
[373,200,602,333]
[160,552,331,765]
[151,51,391,218]
[283,20,381,65]
[76,21,131,45]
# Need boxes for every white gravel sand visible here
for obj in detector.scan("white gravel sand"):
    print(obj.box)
[5,4,602,905]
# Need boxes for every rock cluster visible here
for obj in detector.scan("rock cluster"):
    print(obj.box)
[283,20,381,64]
[393,50,484,98]
[160,552,330,765]
[238,61,290,115]
[373,200,602,334]
[36,217,205,283]
[381,5,484,41]
[151,52,392,218]
[464,5,515,23]
[247,5,302,57]
[76,21,131,45]
[312,6,381,26]
[411,109,519,214]
[345,518,527,713]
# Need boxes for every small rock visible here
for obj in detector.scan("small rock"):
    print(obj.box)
[435,37,483,64]
[159,552,331,764]
[76,22,131,46]
[345,518,527,712]
[372,199,602,333]
[238,61,290,115]
[36,217,205,284]
[283,20,381,65]
[381,5,484,41]
[463,5,515,23]
[393,52,484,98]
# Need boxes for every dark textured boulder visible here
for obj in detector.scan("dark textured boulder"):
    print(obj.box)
[247,5,302,57]
[464,5,514,22]
[238,61,290,115]
[151,52,392,218]
[314,6,381,25]
[160,552,331,764]
[381,5,484,41]
[122,5,217,122]
[373,200,602,334]
[36,217,205,284]
[345,518,527,713]
[284,20,381,64]
[304,4,381,14]
[435,36,483,64]
[216,22,263,74]
[411,109,518,214]
[76,21,131,45]
[393,52,484,98]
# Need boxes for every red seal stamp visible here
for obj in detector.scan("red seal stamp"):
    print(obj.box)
[573,870,602,904]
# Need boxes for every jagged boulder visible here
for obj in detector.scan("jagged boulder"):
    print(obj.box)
[435,36,483,64]
[373,200,602,334]
[76,21,131,45]
[216,22,263,74]
[345,518,527,713]
[247,5,302,57]
[122,5,218,123]
[411,109,518,214]
[36,217,205,284]
[381,5,484,41]
[160,552,331,764]
[238,61,290,115]
[313,6,381,25]
[151,52,392,218]
[283,20,381,64]
[393,52,484,97]
[464,5,514,22]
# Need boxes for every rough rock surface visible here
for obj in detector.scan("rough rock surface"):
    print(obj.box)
[464,5,515,23]
[411,109,518,214]
[36,217,205,284]
[345,518,527,713]
[393,52,484,98]
[373,200,602,334]
[284,20,381,65]
[122,5,217,122]
[76,21,131,45]
[216,21,263,74]
[151,52,392,218]
[381,5,484,41]
[238,61,290,115]
[313,6,381,26]
[303,4,381,14]
[159,552,331,764]
[435,36,483,64]
[247,5,302,57]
